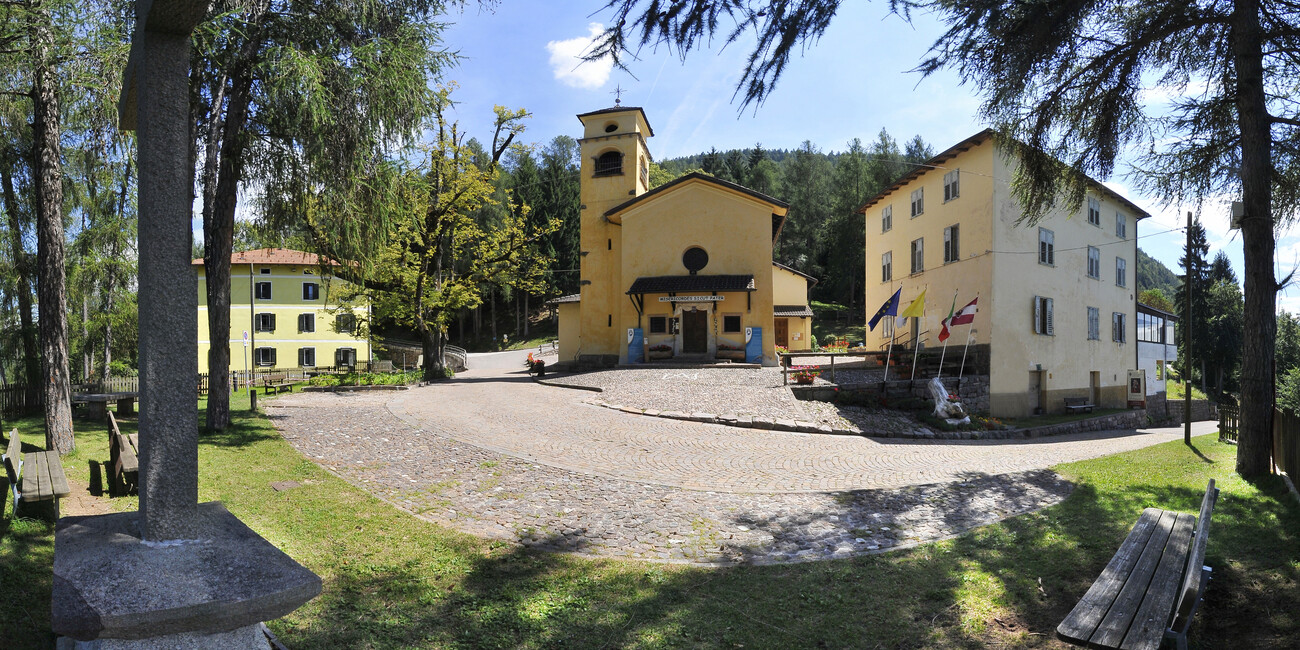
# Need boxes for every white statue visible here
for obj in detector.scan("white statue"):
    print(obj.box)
[929,377,970,424]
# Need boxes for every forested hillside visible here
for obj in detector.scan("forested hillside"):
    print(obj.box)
[1137,248,1179,298]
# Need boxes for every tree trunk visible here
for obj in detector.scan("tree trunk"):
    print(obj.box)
[523,293,529,336]
[82,295,91,382]
[490,286,498,349]
[1,156,39,393]
[1232,0,1276,477]
[29,4,74,453]
[102,157,131,382]
[203,6,265,431]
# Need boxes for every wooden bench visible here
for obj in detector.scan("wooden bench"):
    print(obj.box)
[263,374,294,395]
[1057,480,1219,650]
[1064,396,1096,414]
[3,427,71,518]
[107,411,139,496]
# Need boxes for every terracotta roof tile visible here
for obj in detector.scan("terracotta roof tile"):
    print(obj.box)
[191,248,337,267]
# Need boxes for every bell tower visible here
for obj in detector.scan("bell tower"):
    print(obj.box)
[574,105,654,360]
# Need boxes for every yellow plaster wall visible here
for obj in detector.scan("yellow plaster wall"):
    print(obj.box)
[862,137,1140,417]
[557,302,580,362]
[864,143,996,351]
[619,181,778,363]
[197,264,370,374]
[773,265,813,350]
[576,110,650,359]
[988,149,1138,417]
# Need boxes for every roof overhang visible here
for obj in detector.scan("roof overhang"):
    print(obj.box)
[626,274,756,295]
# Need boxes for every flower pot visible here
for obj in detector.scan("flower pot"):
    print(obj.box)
[795,376,814,385]
[716,350,746,362]
[647,350,674,361]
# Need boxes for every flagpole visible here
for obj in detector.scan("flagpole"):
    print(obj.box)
[882,282,896,383]
[909,285,927,382]
[958,292,979,382]
[937,290,956,378]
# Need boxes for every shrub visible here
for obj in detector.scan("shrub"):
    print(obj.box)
[308,375,340,387]
[822,334,839,347]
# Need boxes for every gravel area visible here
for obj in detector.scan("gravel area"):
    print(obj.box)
[267,390,1077,564]
[545,365,929,436]
[547,366,821,421]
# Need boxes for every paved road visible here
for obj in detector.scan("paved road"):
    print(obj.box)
[465,348,535,370]
[387,366,1212,494]
[268,367,1216,563]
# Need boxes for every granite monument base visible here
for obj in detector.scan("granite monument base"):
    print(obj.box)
[52,502,320,647]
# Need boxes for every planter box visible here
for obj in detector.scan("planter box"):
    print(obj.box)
[715,350,746,361]
[647,350,674,361]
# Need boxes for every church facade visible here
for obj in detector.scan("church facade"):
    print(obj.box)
[553,106,814,366]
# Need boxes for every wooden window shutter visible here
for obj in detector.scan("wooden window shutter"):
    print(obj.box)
[1045,298,1054,335]
[1033,296,1042,334]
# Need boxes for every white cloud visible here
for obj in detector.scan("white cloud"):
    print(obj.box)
[546,24,613,89]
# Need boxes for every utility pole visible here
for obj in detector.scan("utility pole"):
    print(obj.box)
[1185,211,1193,445]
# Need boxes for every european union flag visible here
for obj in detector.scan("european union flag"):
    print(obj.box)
[868,289,901,331]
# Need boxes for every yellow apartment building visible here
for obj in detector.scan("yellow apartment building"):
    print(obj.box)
[859,130,1148,417]
[195,248,371,373]
[554,105,815,366]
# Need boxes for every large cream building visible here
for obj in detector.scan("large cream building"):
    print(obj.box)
[859,130,1148,417]
[554,105,814,366]
[195,248,371,374]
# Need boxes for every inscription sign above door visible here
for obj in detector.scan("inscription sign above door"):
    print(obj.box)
[658,296,725,302]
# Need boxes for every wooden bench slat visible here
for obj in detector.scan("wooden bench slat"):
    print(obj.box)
[33,450,54,500]
[1120,512,1197,650]
[4,429,20,486]
[1089,509,1180,647]
[1172,480,1218,629]
[117,433,139,474]
[22,447,41,499]
[45,451,70,498]
[1057,508,1163,643]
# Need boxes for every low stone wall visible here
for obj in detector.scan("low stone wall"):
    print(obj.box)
[793,375,991,415]
[1144,392,1218,425]
[1014,409,1148,438]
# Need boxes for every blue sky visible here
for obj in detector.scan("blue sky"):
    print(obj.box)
[346,3,1300,311]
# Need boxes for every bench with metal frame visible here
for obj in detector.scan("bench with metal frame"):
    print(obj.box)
[1057,479,1219,650]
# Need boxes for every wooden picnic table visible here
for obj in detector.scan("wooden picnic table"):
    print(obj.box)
[72,392,139,421]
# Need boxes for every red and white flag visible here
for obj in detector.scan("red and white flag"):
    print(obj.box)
[950,297,978,326]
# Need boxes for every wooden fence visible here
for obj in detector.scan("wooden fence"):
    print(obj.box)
[1218,404,1239,443]
[1274,408,1300,482]
[0,384,40,420]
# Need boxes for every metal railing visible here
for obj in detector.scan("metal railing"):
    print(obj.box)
[444,344,468,371]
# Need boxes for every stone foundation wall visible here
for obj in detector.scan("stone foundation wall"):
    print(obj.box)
[794,375,991,415]
[1144,392,1218,425]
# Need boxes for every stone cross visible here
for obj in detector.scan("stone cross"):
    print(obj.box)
[119,0,208,542]
[51,2,320,646]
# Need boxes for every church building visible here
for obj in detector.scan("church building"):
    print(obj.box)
[553,105,815,366]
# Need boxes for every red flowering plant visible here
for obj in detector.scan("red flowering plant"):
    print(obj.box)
[789,365,820,383]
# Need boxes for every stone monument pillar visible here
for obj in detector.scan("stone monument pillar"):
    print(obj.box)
[51,2,320,647]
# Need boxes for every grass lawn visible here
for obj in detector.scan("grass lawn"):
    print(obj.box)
[3,399,1297,648]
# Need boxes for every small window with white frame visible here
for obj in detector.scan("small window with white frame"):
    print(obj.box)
[1087,246,1100,279]
[303,282,319,300]
[910,187,924,217]
[298,313,315,333]
[910,238,924,273]
[943,170,959,201]
[259,268,271,275]
[943,224,959,263]
[255,281,272,300]
[1116,212,1127,239]
[255,347,276,366]
[881,251,892,282]
[1116,257,1127,287]
[255,312,276,332]
[1088,197,1101,226]
[881,205,892,232]
[298,347,316,368]
[1112,312,1127,342]
[1087,306,1100,340]
[336,312,358,334]
[1038,228,1055,266]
